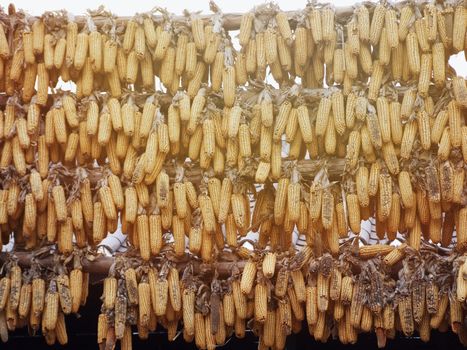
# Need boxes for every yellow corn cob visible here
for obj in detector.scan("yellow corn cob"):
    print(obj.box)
[88,30,102,73]
[346,17,360,55]
[432,42,446,88]
[400,120,417,159]
[385,102,402,146]
[417,53,432,97]
[23,30,35,64]
[43,282,59,332]
[255,32,266,71]
[221,65,236,108]
[297,105,313,143]
[23,193,37,232]
[319,186,333,230]
[103,276,117,311]
[448,100,461,148]
[132,24,145,60]
[153,29,171,61]
[346,193,361,233]
[135,214,150,261]
[171,215,184,257]
[192,312,206,349]
[172,33,188,76]
[315,96,331,137]
[57,217,73,255]
[16,117,30,149]
[285,176,300,223]
[355,5,370,42]
[65,268,82,316]
[384,8,398,48]
[235,51,250,85]
[275,12,292,44]
[316,272,330,313]
[96,314,108,345]
[398,171,415,209]
[452,5,466,52]
[396,5,413,41]
[406,31,421,75]
[264,27,278,65]
[378,170,392,221]
[29,278,45,320]
[438,130,451,161]
[10,49,24,82]
[191,18,206,51]
[181,41,196,80]
[307,8,322,44]
[241,40,256,77]
[375,97,391,143]
[73,32,88,70]
[333,200,347,238]
[204,33,221,66]
[103,38,117,73]
[369,4,386,45]
[36,63,49,105]
[368,61,384,101]
[390,42,404,81]
[359,245,395,260]
[50,185,67,222]
[92,201,106,244]
[122,20,137,54]
[344,130,360,170]
[321,7,335,42]
[345,44,358,79]
[160,46,175,87]
[0,24,10,58]
[452,77,467,108]
[52,107,67,145]
[237,12,254,46]
[333,48,345,83]
[167,267,181,312]
[330,91,345,135]
[197,193,214,234]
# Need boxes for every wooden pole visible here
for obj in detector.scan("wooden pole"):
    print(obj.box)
[0,251,247,276]
[4,6,357,30]
[162,158,346,184]
[0,244,450,279]
[70,7,355,29]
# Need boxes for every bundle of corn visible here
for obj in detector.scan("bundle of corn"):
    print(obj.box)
[0,0,465,347]
[0,253,89,345]
[0,2,465,255]
[89,242,467,350]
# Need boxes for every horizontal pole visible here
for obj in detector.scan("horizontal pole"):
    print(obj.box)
[0,241,452,278]
[4,6,358,30]
[36,157,346,187]
[163,158,346,184]
[0,251,246,276]
[70,7,355,30]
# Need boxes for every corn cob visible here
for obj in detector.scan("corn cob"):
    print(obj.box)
[43,283,60,333]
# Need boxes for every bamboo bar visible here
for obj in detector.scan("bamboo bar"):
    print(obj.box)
[0,250,248,276]
[72,8,355,29]
[0,241,451,278]
[3,6,356,30]
[164,158,346,183]
[0,157,346,186]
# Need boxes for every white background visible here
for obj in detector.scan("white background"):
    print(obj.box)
[11,0,466,75]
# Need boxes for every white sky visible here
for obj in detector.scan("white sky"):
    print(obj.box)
[11,0,466,75]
